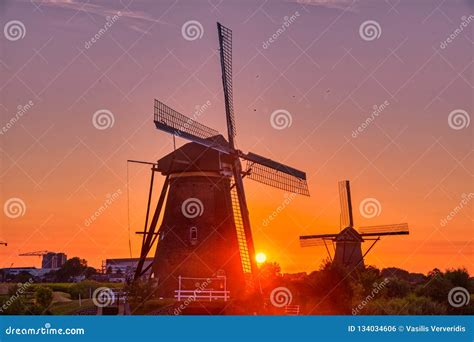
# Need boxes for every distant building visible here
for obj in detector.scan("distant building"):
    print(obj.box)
[1,267,51,278]
[103,258,153,282]
[42,252,67,269]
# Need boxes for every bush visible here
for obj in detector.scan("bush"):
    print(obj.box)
[35,286,53,308]
[363,294,447,315]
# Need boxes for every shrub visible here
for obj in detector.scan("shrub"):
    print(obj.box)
[35,286,53,308]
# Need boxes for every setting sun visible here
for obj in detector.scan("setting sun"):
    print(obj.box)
[255,252,267,264]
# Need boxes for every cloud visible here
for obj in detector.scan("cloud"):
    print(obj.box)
[293,0,359,12]
[29,0,168,29]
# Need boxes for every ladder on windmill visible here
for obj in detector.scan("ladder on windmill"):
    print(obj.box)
[230,186,252,274]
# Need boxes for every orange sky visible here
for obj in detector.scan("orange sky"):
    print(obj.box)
[1,0,472,274]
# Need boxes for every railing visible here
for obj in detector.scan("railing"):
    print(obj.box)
[174,289,230,302]
[174,276,230,302]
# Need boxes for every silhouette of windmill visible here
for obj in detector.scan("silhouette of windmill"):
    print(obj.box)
[132,22,309,300]
[300,180,408,271]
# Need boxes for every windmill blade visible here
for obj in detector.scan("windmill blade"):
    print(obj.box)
[338,180,353,228]
[299,234,338,247]
[358,223,409,237]
[154,99,231,154]
[242,152,310,196]
[217,22,236,145]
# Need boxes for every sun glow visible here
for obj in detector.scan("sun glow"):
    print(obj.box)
[255,252,267,264]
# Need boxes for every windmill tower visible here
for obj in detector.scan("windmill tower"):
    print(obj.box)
[132,23,310,301]
[300,180,408,272]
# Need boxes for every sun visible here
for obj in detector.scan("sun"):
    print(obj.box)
[255,252,267,264]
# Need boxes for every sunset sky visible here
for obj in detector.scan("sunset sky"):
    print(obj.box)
[0,0,472,275]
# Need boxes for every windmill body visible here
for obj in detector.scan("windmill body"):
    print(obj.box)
[333,227,364,270]
[152,138,247,298]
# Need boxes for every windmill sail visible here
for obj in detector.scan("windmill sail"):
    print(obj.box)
[154,99,231,154]
[217,22,236,144]
[242,152,310,196]
[339,180,353,228]
[358,223,409,236]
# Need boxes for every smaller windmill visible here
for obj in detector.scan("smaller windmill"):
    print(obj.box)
[300,180,409,271]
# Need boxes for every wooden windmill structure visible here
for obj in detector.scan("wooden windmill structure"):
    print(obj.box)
[132,22,309,300]
[300,180,408,272]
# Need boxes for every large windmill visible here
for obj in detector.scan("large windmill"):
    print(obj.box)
[132,22,309,300]
[300,180,408,272]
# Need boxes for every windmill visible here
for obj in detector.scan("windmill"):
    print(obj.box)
[132,22,309,300]
[299,180,408,272]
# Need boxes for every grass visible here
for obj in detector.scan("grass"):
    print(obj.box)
[49,298,96,315]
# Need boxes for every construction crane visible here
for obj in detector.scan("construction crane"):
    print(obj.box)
[19,250,50,257]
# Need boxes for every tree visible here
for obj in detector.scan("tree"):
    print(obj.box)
[54,257,89,282]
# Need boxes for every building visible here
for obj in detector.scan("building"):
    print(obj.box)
[103,258,153,282]
[42,252,67,269]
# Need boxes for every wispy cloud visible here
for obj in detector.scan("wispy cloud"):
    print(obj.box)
[293,0,358,12]
[29,0,168,28]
